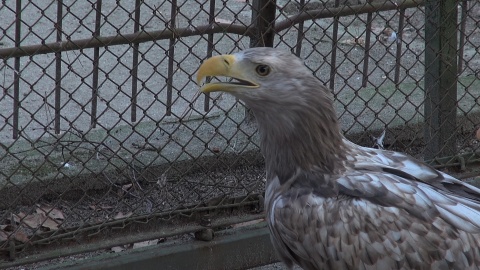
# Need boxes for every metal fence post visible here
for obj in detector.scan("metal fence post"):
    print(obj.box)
[55,0,63,134]
[13,0,22,139]
[246,0,276,121]
[249,0,276,48]
[424,0,458,159]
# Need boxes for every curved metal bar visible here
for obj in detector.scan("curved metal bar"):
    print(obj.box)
[275,0,425,33]
[0,23,252,59]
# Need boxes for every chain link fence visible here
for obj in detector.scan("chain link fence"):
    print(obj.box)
[0,0,479,267]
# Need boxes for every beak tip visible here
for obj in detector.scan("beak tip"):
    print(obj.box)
[196,74,204,87]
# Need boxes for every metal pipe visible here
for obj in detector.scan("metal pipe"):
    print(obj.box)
[394,8,405,85]
[166,0,177,116]
[131,0,141,122]
[0,1,424,60]
[204,0,216,112]
[13,0,22,139]
[91,0,102,128]
[361,1,373,88]
[54,0,63,134]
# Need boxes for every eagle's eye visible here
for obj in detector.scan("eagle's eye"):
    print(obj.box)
[255,65,270,76]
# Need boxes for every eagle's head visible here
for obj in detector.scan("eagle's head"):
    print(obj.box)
[196,47,346,176]
[196,47,332,112]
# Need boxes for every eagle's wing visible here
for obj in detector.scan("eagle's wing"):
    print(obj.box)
[269,144,480,270]
[346,141,480,203]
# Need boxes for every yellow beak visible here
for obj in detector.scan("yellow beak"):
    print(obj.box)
[196,54,258,93]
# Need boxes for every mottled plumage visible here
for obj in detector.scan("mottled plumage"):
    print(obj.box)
[196,47,480,269]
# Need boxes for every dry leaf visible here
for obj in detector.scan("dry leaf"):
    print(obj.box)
[36,205,65,220]
[385,32,397,42]
[339,37,365,46]
[132,239,158,249]
[15,212,41,228]
[114,212,133,220]
[0,230,8,242]
[111,246,126,253]
[380,28,397,43]
[118,184,134,196]
[0,229,29,244]
[370,25,384,34]
[157,173,167,187]
[214,18,232,24]
[90,204,114,211]
[1,225,14,232]
[382,27,394,36]
[122,184,133,191]
[476,128,480,140]
[13,231,29,243]
[41,217,60,231]
[11,212,23,224]
[231,219,264,228]
[15,212,59,230]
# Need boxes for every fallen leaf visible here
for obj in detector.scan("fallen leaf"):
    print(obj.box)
[386,32,397,43]
[0,230,8,242]
[36,205,65,220]
[382,27,394,36]
[1,225,14,231]
[41,217,60,231]
[370,25,384,34]
[15,212,41,228]
[90,204,114,211]
[0,228,29,244]
[132,239,158,249]
[214,18,232,24]
[114,212,133,220]
[111,246,126,253]
[13,231,29,243]
[339,37,365,46]
[157,171,168,187]
[476,128,480,140]
[231,219,264,228]
[15,212,59,230]
[194,229,214,241]
[380,28,397,43]
[118,183,134,196]
[10,212,23,224]
[122,184,133,191]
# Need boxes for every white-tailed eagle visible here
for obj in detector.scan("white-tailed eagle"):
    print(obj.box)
[196,47,480,269]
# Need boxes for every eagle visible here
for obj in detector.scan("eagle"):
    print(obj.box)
[196,47,480,269]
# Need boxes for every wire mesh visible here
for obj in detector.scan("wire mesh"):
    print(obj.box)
[0,0,479,266]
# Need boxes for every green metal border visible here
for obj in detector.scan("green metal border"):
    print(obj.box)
[40,223,279,270]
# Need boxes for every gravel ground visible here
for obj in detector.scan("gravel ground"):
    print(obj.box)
[2,0,480,142]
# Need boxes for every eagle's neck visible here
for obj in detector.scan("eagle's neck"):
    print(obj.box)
[252,96,347,184]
